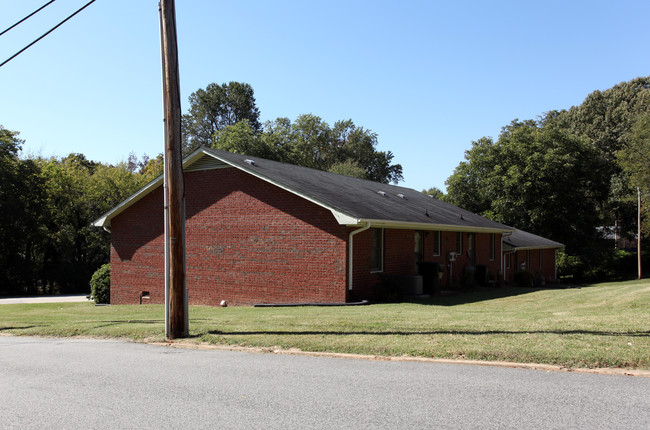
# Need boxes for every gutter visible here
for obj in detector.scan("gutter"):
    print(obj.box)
[348,222,371,291]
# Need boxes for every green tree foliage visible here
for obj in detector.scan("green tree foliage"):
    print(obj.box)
[327,159,368,179]
[446,117,610,252]
[182,81,261,154]
[0,127,47,294]
[422,187,445,200]
[213,114,403,184]
[0,126,155,295]
[444,77,650,280]
[556,77,650,159]
[37,156,150,293]
[618,113,650,235]
[184,81,402,184]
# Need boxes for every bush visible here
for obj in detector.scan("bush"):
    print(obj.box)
[557,247,639,283]
[90,263,110,304]
[513,270,534,288]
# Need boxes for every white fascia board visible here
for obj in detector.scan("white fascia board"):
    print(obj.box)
[332,211,360,225]
[503,245,565,251]
[92,148,214,228]
[92,175,164,228]
[353,219,515,234]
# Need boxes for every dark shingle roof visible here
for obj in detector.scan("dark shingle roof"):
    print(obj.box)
[93,147,516,232]
[201,148,513,232]
[503,229,564,250]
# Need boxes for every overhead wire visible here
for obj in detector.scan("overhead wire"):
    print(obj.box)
[0,0,58,37]
[0,0,97,69]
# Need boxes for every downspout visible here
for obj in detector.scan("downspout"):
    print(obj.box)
[348,222,371,292]
[500,231,513,282]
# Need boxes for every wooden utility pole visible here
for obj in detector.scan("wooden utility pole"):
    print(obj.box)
[638,187,642,280]
[159,0,188,339]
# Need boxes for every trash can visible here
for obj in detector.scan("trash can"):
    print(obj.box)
[418,262,442,295]
[475,265,488,286]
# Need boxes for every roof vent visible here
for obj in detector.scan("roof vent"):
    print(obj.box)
[428,195,434,198]
[377,191,387,197]
[244,159,256,166]
[397,193,405,199]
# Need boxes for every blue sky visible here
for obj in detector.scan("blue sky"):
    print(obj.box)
[1,0,648,192]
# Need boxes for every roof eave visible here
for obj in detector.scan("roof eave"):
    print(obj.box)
[503,244,565,251]
[347,218,514,234]
[91,147,213,228]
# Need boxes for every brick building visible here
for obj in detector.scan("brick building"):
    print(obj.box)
[502,229,564,284]
[93,148,561,305]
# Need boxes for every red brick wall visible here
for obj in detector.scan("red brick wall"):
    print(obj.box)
[110,167,348,305]
[350,229,503,297]
[503,248,558,284]
[423,231,502,288]
[350,228,416,300]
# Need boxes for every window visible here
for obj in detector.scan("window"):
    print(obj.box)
[526,250,531,269]
[456,232,463,254]
[489,233,495,261]
[433,231,441,256]
[539,249,543,269]
[370,228,384,272]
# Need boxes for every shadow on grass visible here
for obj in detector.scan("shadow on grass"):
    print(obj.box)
[405,285,588,306]
[0,326,42,331]
[208,329,650,337]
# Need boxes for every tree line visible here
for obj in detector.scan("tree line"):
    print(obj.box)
[0,126,161,295]
[440,76,650,280]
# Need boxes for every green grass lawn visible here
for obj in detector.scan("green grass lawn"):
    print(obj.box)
[2,279,649,369]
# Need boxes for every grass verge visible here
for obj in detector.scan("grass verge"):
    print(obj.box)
[1,279,648,369]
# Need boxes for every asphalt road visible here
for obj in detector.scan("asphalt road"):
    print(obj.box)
[1,337,648,429]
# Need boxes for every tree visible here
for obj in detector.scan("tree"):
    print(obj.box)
[37,155,153,293]
[0,126,47,295]
[422,187,445,200]
[182,81,261,154]
[211,114,403,184]
[328,159,367,179]
[556,77,650,159]
[446,118,610,252]
[618,113,650,235]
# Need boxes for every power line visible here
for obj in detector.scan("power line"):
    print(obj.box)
[0,0,57,37]
[0,0,97,70]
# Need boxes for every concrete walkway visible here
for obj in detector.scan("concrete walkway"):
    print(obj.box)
[0,294,90,304]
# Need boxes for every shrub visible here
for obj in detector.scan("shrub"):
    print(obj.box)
[90,263,110,304]
[513,270,534,288]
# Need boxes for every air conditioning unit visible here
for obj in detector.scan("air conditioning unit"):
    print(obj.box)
[447,251,457,262]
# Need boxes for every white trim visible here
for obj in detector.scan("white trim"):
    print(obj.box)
[502,245,564,251]
[348,222,371,291]
[93,176,164,228]
[350,218,513,234]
